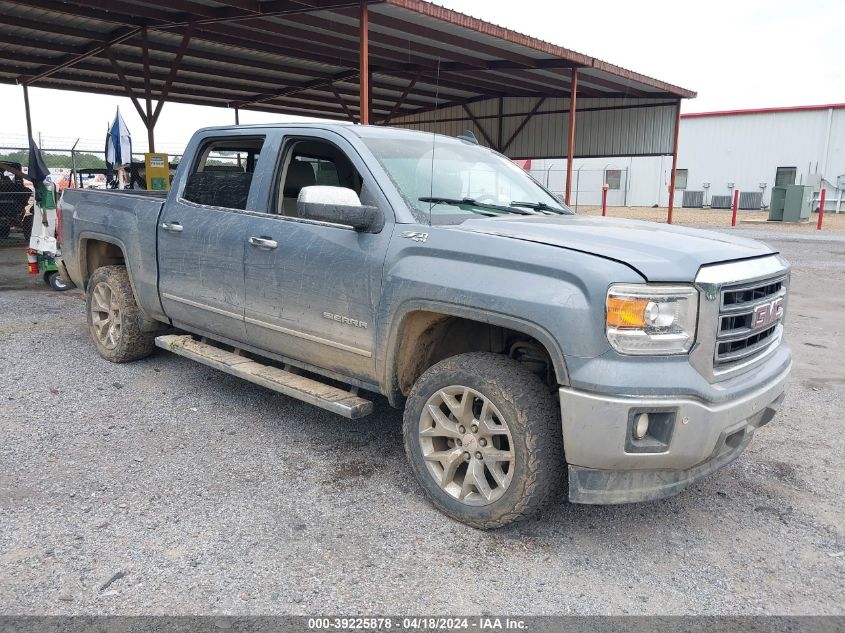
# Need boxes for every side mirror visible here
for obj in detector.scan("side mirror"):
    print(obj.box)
[297,186,384,233]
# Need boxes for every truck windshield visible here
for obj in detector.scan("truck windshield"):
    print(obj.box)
[356,130,572,225]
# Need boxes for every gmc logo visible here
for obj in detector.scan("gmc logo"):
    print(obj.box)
[751,297,784,329]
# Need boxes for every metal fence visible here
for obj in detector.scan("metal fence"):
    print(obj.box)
[0,144,183,247]
[527,166,630,210]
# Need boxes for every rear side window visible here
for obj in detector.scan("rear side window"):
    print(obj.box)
[182,137,265,210]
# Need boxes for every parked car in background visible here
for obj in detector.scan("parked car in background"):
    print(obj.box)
[0,161,33,240]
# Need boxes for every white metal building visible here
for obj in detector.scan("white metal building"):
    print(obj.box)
[529,103,845,212]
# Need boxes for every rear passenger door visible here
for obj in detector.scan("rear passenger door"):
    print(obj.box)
[157,135,265,344]
[242,131,393,384]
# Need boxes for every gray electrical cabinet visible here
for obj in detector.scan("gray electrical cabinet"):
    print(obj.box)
[783,184,813,222]
[769,187,786,221]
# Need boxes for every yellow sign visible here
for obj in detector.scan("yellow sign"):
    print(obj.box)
[144,153,170,191]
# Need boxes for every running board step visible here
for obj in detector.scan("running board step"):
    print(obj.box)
[155,334,373,419]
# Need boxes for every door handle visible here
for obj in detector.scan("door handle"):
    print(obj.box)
[161,221,183,233]
[248,237,278,249]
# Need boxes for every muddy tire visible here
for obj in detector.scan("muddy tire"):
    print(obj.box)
[403,352,564,529]
[85,265,155,363]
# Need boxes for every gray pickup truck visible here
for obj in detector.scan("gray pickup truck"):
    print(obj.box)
[58,123,791,528]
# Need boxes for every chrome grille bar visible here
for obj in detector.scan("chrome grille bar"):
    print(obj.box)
[692,255,790,382]
[715,276,787,368]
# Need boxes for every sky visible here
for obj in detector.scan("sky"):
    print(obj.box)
[1,0,842,154]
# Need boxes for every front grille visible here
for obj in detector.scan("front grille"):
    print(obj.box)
[714,275,787,368]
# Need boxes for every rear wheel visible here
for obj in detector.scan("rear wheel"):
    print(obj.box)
[45,270,71,291]
[86,265,155,363]
[403,352,564,529]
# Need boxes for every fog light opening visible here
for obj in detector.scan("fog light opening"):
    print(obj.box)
[633,413,650,440]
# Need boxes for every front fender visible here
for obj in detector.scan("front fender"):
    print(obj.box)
[376,224,645,398]
[383,298,570,395]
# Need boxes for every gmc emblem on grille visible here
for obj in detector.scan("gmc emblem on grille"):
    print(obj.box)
[751,297,784,329]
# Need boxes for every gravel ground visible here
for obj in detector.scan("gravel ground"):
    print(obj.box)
[1,229,844,616]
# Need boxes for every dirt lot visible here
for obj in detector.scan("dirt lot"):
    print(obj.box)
[578,206,845,232]
[1,225,843,615]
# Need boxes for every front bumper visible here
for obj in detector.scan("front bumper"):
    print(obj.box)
[559,364,790,504]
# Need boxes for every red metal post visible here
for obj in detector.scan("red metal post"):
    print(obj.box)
[817,188,826,230]
[731,188,740,226]
[667,102,681,224]
[359,0,369,125]
[564,68,577,206]
[141,27,155,153]
[601,184,608,216]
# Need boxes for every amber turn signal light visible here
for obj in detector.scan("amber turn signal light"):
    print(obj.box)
[606,296,649,329]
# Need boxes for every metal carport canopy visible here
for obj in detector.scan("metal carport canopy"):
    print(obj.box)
[0,0,696,212]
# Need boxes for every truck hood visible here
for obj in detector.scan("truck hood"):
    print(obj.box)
[453,215,775,281]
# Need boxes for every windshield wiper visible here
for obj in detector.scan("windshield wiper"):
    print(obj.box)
[419,197,537,216]
[510,201,567,215]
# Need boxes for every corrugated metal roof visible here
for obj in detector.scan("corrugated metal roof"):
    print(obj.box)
[0,0,694,124]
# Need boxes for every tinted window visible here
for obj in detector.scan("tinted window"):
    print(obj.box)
[182,137,265,210]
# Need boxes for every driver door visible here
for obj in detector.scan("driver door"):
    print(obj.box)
[243,131,393,383]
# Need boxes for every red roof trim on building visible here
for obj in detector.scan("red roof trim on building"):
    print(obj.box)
[682,103,845,119]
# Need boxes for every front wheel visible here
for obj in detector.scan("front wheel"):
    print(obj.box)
[85,265,155,363]
[403,352,564,529]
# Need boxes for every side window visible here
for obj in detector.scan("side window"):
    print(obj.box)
[775,166,796,187]
[296,156,341,187]
[276,139,362,216]
[182,137,265,210]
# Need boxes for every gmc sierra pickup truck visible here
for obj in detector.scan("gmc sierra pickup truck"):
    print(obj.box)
[58,123,791,528]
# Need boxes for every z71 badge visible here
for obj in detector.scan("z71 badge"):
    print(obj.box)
[322,312,368,329]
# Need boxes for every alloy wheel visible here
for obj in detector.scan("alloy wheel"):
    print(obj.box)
[90,282,122,349]
[418,385,515,506]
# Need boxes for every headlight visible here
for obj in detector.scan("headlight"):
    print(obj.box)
[606,284,699,355]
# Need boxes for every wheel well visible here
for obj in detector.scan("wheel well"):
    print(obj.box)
[83,239,125,287]
[394,310,556,397]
